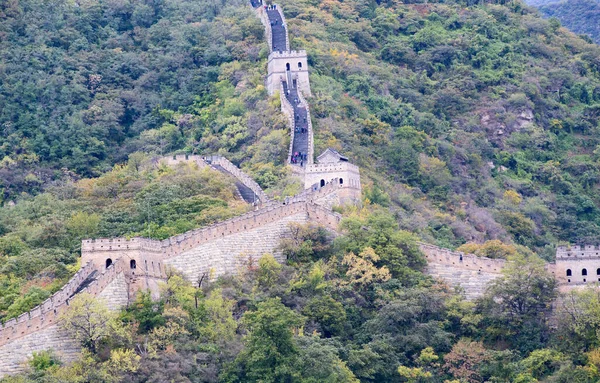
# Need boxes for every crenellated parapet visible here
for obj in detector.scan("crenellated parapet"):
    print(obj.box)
[0,262,96,347]
[555,244,600,285]
[0,255,153,349]
[82,200,343,266]
[419,243,507,274]
[556,244,600,259]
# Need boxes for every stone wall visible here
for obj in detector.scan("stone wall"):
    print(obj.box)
[425,263,502,300]
[0,324,79,378]
[419,243,506,300]
[0,259,134,377]
[98,272,130,310]
[267,50,311,97]
[165,212,308,283]
[0,262,96,347]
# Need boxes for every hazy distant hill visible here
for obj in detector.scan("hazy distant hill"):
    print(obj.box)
[528,0,600,44]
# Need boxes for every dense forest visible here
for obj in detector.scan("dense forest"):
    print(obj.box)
[527,0,600,44]
[2,0,600,381]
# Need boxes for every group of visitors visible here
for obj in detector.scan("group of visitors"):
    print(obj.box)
[291,152,307,166]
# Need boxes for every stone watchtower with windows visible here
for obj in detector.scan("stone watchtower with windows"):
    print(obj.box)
[556,245,600,285]
[304,148,362,206]
[267,50,311,97]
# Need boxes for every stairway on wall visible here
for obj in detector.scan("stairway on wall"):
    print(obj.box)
[266,8,287,52]
[263,5,313,167]
[161,154,267,205]
[211,163,259,204]
[283,81,310,166]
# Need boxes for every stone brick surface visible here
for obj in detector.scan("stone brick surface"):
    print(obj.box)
[425,263,501,300]
[98,272,130,310]
[164,212,308,283]
[0,325,80,378]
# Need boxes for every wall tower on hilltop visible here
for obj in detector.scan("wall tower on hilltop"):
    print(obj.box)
[267,50,312,97]
[305,148,362,206]
[555,245,600,285]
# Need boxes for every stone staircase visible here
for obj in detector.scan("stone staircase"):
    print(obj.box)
[261,3,314,168]
[160,154,268,205]
[283,81,310,166]
[266,7,287,52]
[211,163,259,204]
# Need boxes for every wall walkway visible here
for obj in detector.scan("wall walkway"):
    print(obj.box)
[159,154,268,205]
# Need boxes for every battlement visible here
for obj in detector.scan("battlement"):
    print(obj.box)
[0,257,135,347]
[305,162,360,174]
[81,237,163,253]
[268,50,307,60]
[556,244,600,260]
[419,242,507,274]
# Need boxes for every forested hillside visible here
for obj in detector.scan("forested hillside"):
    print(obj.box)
[3,0,600,381]
[528,0,600,44]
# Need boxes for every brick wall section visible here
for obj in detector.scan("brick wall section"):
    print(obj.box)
[0,262,96,347]
[0,259,135,377]
[0,324,79,378]
[82,201,341,263]
[98,272,130,311]
[165,212,308,283]
[419,243,506,300]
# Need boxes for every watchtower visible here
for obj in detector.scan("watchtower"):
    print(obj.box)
[267,50,311,97]
[304,148,361,206]
[555,244,600,284]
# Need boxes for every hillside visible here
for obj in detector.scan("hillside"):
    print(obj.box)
[2,0,600,381]
[529,0,600,44]
[2,0,600,257]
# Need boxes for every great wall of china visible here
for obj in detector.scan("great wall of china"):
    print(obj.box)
[0,1,597,377]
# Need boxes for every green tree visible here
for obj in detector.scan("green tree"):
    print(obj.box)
[229,298,304,383]
[477,254,557,353]
[59,293,129,354]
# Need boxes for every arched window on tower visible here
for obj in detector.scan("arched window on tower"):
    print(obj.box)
[105,258,113,269]
[286,63,290,71]
[130,260,137,269]
[597,268,600,275]
[583,268,588,276]
[566,269,572,276]
[320,179,325,187]
[298,62,302,69]
[339,178,343,185]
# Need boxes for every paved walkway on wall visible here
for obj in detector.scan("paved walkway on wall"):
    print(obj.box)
[211,164,260,204]
[266,8,286,52]
[283,81,309,166]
